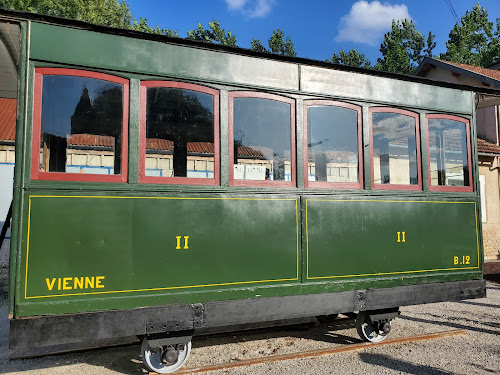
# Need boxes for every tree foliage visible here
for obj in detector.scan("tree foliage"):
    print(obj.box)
[440,3,500,67]
[132,17,178,37]
[186,20,237,47]
[251,29,296,57]
[268,29,296,56]
[375,19,435,75]
[375,19,436,74]
[329,49,371,68]
[0,0,132,29]
[250,38,266,52]
[0,0,178,36]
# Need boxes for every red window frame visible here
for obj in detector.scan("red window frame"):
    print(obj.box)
[369,107,422,191]
[139,81,220,186]
[303,100,363,189]
[229,91,296,187]
[426,114,473,193]
[31,68,129,183]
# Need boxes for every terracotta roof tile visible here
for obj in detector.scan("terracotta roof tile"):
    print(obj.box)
[438,60,500,82]
[188,142,214,154]
[478,138,500,154]
[146,138,173,151]
[68,134,115,148]
[146,138,214,154]
[237,145,273,158]
[0,98,16,142]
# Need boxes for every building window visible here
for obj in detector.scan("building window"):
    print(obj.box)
[427,114,472,192]
[31,68,129,182]
[304,101,363,189]
[370,108,421,190]
[229,92,295,187]
[139,81,219,185]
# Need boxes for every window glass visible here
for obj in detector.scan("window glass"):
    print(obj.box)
[307,105,359,183]
[233,97,291,181]
[40,75,123,175]
[428,118,469,187]
[372,112,418,186]
[145,87,214,179]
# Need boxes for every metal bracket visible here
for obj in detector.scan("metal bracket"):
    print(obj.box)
[146,320,193,335]
[354,290,367,311]
[146,330,194,349]
[145,303,205,336]
[192,303,204,328]
[460,285,486,299]
[368,308,400,322]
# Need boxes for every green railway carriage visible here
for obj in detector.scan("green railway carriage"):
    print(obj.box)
[0,9,490,373]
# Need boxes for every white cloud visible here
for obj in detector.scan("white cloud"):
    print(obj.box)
[225,0,247,10]
[225,0,274,18]
[247,0,273,18]
[336,1,412,46]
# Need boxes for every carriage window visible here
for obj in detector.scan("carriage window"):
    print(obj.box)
[32,68,128,182]
[139,82,219,185]
[229,92,295,187]
[371,109,421,190]
[427,115,472,192]
[305,102,362,188]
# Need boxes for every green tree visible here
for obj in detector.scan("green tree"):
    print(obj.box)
[268,29,296,57]
[329,49,371,68]
[0,0,178,36]
[440,3,500,67]
[376,19,435,75]
[186,20,237,47]
[250,38,267,53]
[251,29,296,57]
[132,17,178,37]
[0,0,132,29]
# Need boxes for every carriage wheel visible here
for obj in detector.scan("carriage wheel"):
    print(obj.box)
[141,337,191,374]
[355,311,391,343]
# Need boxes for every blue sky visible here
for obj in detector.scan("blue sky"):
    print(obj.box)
[127,0,500,64]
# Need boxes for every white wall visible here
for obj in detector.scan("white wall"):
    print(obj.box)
[0,163,14,266]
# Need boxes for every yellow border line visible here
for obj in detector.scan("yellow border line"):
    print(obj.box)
[305,198,481,280]
[29,195,298,201]
[296,200,299,280]
[308,267,480,280]
[307,199,477,204]
[25,277,299,299]
[25,195,300,299]
[24,198,32,300]
[475,202,480,265]
[305,199,309,279]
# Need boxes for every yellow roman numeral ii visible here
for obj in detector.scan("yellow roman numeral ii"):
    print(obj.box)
[176,235,190,250]
[397,231,406,243]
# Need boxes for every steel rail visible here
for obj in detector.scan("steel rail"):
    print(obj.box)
[166,329,466,374]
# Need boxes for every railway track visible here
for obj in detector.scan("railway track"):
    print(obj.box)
[162,329,465,375]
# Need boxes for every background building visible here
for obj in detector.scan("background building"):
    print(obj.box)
[416,58,500,261]
[0,21,19,295]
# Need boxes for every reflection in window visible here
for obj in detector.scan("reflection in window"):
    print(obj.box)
[428,118,469,187]
[233,97,291,181]
[40,75,123,175]
[372,112,418,186]
[307,105,359,183]
[145,88,214,178]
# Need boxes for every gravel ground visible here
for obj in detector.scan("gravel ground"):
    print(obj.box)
[1,281,499,375]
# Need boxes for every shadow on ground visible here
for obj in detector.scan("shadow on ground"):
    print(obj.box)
[358,352,456,375]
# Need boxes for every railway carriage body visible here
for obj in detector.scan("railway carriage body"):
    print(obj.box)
[1,10,487,372]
